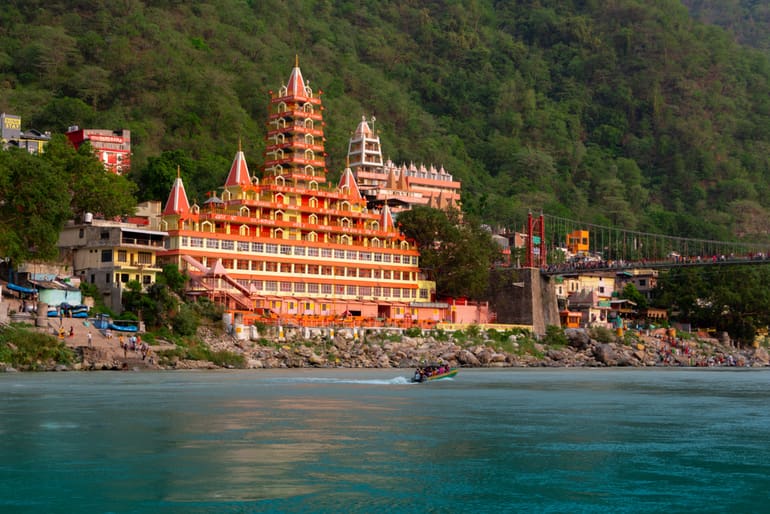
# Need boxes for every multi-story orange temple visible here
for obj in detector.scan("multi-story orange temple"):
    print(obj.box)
[156,60,461,328]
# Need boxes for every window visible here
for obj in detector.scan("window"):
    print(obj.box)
[101,250,112,262]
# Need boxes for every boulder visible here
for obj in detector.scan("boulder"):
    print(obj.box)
[593,343,617,365]
[457,349,481,366]
[753,347,770,365]
[565,329,591,350]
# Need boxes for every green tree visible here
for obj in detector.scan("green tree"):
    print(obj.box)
[621,283,648,310]
[0,148,71,263]
[397,206,498,299]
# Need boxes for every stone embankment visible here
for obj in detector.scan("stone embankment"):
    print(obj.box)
[181,326,769,370]
[3,306,768,371]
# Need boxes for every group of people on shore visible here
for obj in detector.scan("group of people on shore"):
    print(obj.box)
[119,334,152,363]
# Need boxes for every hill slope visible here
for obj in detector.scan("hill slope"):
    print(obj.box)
[3,0,770,241]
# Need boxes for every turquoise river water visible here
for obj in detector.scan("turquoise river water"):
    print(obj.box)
[1,368,769,513]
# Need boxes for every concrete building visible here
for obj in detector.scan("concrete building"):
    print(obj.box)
[65,126,131,174]
[57,217,167,312]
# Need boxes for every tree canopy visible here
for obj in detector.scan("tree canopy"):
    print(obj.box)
[397,207,499,299]
[0,136,136,264]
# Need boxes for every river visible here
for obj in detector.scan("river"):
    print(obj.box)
[1,368,768,513]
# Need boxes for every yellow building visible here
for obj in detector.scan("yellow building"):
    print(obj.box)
[566,230,590,254]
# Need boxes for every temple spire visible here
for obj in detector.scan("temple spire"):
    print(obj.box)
[163,169,190,216]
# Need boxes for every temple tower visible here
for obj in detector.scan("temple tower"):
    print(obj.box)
[264,56,326,187]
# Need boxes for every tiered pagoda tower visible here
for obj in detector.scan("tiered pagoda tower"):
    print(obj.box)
[157,60,441,328]
[347,116,462,212]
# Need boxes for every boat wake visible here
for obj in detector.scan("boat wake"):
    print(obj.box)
[273,376,413,385]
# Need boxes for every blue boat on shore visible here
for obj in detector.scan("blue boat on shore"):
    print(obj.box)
[92,314,139,332]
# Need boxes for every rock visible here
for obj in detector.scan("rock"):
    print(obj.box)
[308,353,325,366]
[457,349,480,366]
[593,344,617,365]
[753,347,770,365]
[547,349,567,361]
[565,329,591,350]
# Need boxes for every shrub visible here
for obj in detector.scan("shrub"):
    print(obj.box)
[589,326,616,344]
[404,327,422,337]
[542,325,567,348]
[0,325,75,369]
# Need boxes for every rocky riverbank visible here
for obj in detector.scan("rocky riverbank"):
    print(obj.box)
[3,318,769,372]
[167,325,770,370]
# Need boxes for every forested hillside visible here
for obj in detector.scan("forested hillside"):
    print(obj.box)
[3,0,770,243]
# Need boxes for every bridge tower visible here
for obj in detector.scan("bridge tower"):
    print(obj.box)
[525,212,546,268]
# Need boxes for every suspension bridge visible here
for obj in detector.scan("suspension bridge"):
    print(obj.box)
[520,213,770,275]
